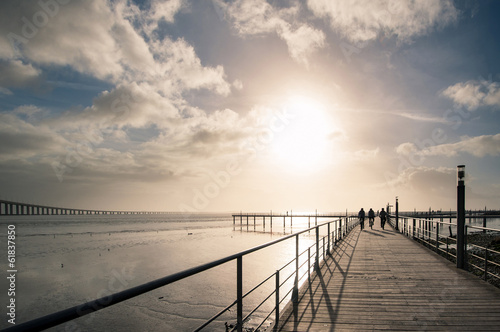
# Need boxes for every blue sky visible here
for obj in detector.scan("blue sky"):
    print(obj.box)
[0,0,499,212]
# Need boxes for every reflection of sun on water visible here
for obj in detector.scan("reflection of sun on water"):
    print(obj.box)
[271,96,333,173]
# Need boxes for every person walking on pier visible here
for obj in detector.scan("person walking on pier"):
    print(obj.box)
[368,208,375,229]
[358,208,365,230]
[379,208,387,230]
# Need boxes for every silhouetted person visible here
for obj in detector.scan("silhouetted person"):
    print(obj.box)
[368,208,375,229]
[380,208,387,230]
[358,208,365,230]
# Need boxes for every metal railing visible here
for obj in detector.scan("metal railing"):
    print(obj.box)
[5,216,359,332]
[389,215,500,286]
[465,225,500,283]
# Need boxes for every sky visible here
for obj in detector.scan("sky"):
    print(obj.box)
[0,0,499,213]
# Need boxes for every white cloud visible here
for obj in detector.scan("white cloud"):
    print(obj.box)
[217,0,325,66]
[150,0,185,22]
[385,166,455,194]
[279,24,326,66]
[442,80,500,110]
[307,0,458,43]
[353,147,380,160]
[0,0,232,97]
[396,134,500,158]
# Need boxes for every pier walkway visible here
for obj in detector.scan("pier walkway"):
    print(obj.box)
[275,222,500,331]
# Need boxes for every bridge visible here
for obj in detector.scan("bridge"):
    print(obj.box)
[0,199,170,215]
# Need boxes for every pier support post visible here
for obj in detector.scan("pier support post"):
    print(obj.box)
[457,165,466,269]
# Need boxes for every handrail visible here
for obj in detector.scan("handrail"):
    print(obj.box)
[389,214,500,287]
[4,216,358,332]
[466,224,500,232]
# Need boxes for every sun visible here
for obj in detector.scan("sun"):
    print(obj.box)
[270,95,334,173]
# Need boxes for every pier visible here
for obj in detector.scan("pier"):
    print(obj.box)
[232,212,346,233]
[274,221,500,331]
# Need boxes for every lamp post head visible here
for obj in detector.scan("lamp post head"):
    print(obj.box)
[457,165,465,183]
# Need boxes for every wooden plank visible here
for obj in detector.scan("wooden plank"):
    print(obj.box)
[275,221,500,331]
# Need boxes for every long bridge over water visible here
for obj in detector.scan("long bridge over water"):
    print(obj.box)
[0,199,172,215]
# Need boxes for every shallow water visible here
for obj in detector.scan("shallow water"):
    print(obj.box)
[0,214,319,331]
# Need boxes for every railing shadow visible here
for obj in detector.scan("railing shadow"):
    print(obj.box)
[277,226,361,331]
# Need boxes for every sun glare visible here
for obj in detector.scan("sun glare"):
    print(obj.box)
[271,96,333,173]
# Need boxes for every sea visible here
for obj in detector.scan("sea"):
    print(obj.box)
[0,213,325,332]
[1,213,498,331]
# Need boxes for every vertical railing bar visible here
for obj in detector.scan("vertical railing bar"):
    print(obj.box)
[484,246,489,281]
[315,226,319,270]
[436,220,439,253]
[237,256,243,332]
[307,247,311,283]
[293,234,299,303]
[275,270,280,329]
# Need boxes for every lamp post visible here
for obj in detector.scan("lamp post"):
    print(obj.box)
[456,165,466,269]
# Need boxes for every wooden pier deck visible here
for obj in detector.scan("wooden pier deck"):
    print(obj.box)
[275,221,500,331]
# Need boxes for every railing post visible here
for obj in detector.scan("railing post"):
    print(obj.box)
[322,237,325,261]
[327,222,331,255]
[435,221,439,253]
[293,234,299,303]
[237,256,243,332]
[275,270,280,329]
[307,248,311,283]
[464,225,468,271]
[484,246,489,281]
[315,226,319,270]
[395,197,399,231]
[412,218,416,238]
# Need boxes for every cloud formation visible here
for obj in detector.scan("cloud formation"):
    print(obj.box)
[397,134,500,158]
[216,0,325,66]
[442,80,500,111]
[307,0,458,43]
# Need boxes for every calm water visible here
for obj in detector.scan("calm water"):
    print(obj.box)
[0,213,319,331]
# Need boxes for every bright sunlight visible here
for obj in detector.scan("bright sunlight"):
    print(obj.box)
[271,95,334,173]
